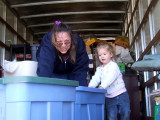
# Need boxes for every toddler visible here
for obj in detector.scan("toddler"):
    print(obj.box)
[88,42,130,120]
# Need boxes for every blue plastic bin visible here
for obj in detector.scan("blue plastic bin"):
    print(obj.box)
[75,86,106,120]
[0,76,78,120]
[0,77,107,120]
[0,79,5,120]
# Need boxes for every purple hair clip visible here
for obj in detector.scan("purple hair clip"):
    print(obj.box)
[55,21,61,25]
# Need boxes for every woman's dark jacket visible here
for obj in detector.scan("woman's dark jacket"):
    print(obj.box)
[36,31,89,86]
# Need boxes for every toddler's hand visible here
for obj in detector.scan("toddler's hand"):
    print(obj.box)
[98,86,104,89]
[89,86,94,88]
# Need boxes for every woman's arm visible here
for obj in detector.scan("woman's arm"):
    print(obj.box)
[36,31,55,77]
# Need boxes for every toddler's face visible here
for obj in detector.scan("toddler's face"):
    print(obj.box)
[97,48,113,66]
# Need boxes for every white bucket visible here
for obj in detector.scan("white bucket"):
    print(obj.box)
[3,60,38,77]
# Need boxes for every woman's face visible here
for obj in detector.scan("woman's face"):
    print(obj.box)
[55,32,71,54]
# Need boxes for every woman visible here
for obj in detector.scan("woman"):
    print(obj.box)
[36,21,89,86]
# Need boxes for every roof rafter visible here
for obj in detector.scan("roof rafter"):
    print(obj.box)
[34,28,121,35]
[28,20,123,28]
[11,0,128,8]
[20,11,126,19]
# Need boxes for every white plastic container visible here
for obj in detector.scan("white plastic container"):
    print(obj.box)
[3,61,38,77]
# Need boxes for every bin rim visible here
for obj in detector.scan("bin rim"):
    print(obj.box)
[0,78,2,84]
[1,76,79,86]
[76,86,106,93]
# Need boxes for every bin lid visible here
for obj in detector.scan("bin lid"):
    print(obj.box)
[0,76,79,86]
[76,86,106,93]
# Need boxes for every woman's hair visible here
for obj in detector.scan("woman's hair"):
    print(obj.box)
[52,21,77,63]
[96,42,117,64]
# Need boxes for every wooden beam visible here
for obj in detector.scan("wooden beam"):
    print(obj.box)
[141,73,160,89]
[0,16,29,45]
[125,0,140,36]
[130,0,158,48]
[138,30,160,61]
[0,40,10,51]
